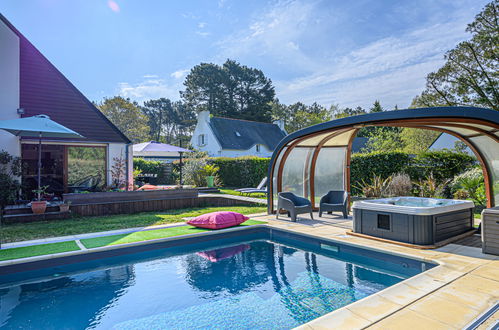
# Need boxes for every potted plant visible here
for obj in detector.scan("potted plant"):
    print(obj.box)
[202,164,219,188]
[31,185,48,214]
[59,200,71,213]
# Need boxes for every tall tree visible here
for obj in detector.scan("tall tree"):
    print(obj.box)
[142,98,173,141]
[412,0,499,110]
[98,96,149,143]
[271,100,333,133]
[181,59,275,122]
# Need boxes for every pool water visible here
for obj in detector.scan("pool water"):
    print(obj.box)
[0,229,433,329]
[366,197,456,207]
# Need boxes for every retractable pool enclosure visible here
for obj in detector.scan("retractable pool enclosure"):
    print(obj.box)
[267,107,499,213]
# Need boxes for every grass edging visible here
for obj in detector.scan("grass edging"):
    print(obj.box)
[0,220,266,262]
[0,241,80,262]
[81,220,266,249]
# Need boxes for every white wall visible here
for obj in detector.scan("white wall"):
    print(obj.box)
[0,19,20,157]
[190,111,222,156]
[108,143,133,188]
[219,144,273,158]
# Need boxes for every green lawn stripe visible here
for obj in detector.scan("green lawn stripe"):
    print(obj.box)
[0,241,80,262]
[2,206,267,243]
[81,220,266,249]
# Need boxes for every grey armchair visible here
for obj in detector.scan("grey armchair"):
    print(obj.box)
[319,190,348,218]
[277,192,313,222]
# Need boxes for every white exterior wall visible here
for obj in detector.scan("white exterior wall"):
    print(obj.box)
[107,143,133,188]
[190,111,222,156]
[0,19,20,157]
[218,144,273,158]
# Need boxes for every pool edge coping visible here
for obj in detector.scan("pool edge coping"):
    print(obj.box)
[0,222,490,329]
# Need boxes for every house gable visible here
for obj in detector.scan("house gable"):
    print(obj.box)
[0,14,130,144]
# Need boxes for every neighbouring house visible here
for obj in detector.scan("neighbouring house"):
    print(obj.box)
[133,141,191,163]
[0,14,132,198]
[429,133,472,154]
[190,111,287,157]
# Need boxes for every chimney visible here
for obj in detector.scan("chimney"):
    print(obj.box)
[273,119,285,132]
[198,110,210,123]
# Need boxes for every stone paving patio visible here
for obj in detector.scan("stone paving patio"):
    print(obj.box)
[252,211,499,329]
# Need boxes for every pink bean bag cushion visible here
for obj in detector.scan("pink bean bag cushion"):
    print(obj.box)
[187,211,249,229]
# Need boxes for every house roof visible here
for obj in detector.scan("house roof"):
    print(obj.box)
[0,14,130,144]
[209,117,286,151]
[133,141,192,153]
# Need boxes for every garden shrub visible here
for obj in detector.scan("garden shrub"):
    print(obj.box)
[450,167,486,206]
[387,173,412,196]
[406,150,476,183]
[350,150,476,196]
[350,152,409,195]
[183,157,208,187]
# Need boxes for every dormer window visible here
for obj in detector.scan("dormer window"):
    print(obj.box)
[256,144,261,153]
[235,131,241,137]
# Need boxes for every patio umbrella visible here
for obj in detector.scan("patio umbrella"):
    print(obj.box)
[0,114,83,199]
[133,141,192,186]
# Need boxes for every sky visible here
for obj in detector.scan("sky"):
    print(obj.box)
[1,0,490,110]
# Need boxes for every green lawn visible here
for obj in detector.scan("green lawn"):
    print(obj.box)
[0,219,266,261]
[219,188,267,200]
[0,241,80,262]
[81,219,265,249]
[1,206,267,243]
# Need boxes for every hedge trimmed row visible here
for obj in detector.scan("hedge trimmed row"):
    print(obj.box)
[138,150,477,190]
[208,157,269,187]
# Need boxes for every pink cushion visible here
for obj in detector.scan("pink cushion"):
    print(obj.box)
[187,211,249,229]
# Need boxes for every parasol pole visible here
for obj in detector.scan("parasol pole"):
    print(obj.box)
[37,132,42,200]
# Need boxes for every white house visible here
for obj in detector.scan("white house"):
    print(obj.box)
[0,14,133,197]
[191,111,287,157]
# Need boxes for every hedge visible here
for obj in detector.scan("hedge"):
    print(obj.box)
[133,158,169,184]
[171,151,477,192]
[208,157,270,187]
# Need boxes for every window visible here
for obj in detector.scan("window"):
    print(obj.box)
[198,134,206,146]
[256,144,261,153]
[67,146,106,192]
[377,214,391,230]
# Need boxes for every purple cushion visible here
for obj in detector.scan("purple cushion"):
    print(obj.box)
[187,211,249,229]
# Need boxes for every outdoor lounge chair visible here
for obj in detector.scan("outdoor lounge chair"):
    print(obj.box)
[235,177,268,196]
[276,192,313,222]
[319,190,348,218]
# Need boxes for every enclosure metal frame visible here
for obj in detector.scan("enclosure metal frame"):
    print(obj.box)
[267,107,499,214]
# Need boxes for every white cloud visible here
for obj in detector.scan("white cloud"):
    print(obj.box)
[216,0,477,109]
[198,22,207,29]
[196,31,211,37]
[276,19,468,109]
[170,69,189,79]
[117,77,182,103]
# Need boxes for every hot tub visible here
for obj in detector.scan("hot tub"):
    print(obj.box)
[352,197,474,245]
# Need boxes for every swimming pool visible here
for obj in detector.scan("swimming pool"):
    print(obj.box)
[0,227,435,329]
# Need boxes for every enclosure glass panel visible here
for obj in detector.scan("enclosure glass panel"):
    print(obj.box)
[67,147,106,192]
[313,147,346,207]
[272,147,286,209]
[469,135,499,205]
[281,147,314,198]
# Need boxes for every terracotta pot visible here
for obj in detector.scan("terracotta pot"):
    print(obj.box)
[59,204,70,212]
[31,201,47,214]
